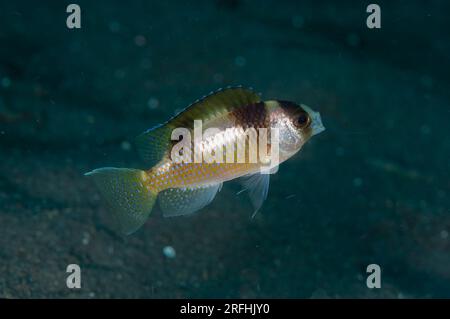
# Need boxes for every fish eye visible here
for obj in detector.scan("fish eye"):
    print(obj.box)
[297,113,310,127]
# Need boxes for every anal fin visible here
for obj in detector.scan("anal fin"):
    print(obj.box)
[158,183,222,217]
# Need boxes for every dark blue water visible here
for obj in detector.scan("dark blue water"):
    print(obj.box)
[0,0,449,298]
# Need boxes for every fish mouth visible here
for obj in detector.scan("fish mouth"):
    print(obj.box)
[301,104,325,136]
[310,111,325,136]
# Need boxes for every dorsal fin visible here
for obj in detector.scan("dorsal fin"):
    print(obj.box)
[165,86,261,129]
[135,87,261,167]
[135,124,172,167]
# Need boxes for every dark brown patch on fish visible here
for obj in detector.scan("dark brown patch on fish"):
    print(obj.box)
[231,101,268,128]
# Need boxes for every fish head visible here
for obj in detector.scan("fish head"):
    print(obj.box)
[266,100,325,156]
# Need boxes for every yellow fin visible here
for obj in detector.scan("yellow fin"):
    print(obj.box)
[159,184,223,217]
[85,167,157,235]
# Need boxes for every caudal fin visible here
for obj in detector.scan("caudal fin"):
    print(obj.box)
[85,167,157,235]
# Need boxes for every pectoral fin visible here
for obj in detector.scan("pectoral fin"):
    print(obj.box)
[239,173,271,217]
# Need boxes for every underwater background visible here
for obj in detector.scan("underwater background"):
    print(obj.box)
[0,0,449,298]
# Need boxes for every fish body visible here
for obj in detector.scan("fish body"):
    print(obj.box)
[86,87,324,234]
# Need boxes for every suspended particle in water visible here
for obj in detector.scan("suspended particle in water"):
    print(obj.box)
[121,141,131,151]
[420,75,433,89]
[1,77,11,88]
[346,33,360,48]
[163,246,176,259]
[234,56,246,67]
[292,15,304,29]
[82,232,90,245]
[353,177,363,187]
[147,97,159,110]
[335,147,345,157]
[213,73,224,83]
[109,21,121,32]
[86,115,95,124]
[141,59,152,69]
[114,69,126,79]
[134,35,147,47]
[420,124,431,135]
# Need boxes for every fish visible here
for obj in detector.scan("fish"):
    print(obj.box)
[85,87,325,234]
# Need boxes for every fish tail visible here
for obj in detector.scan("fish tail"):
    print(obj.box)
[85,167,158,235]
